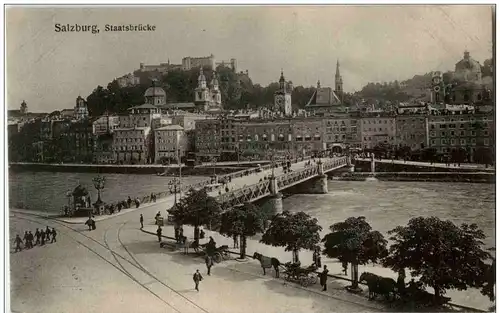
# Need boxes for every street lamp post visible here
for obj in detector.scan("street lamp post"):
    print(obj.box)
[268,150,276,178]
[168,178,180,204]
[92,175,106,208]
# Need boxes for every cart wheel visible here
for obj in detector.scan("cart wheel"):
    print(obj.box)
[300,277,309,287]
[213,253,222,263]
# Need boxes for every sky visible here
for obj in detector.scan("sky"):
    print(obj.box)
[6,5,494,112]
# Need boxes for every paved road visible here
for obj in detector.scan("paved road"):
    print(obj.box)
[9,189,383,313]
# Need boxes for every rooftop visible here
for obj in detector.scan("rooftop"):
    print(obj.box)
[306,87,342,107]
[156,124,184,131]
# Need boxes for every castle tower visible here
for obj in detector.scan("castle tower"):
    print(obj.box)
[194,67,210,111]
[274,70,292,116]
[335,59,343,103]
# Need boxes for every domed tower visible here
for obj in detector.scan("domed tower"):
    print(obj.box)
[274,70,292,116]
[454,51,482,82]
[144,79,166,106]
[194,67,210,111]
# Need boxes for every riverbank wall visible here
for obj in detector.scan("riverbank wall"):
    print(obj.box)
[353,159,492,173]
[331,172,494,183]
[8,162,249,176]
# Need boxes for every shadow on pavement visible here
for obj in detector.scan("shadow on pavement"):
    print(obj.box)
[211,263,262,283]
[122,240,170,256]
[168,250,206,266]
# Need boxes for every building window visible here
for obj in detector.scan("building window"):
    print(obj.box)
[431,139,436,145]
[485,139,490,146]
[441,139,447,144]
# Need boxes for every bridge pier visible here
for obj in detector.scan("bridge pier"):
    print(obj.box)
[308,175,328,194]
[265,193,283,215]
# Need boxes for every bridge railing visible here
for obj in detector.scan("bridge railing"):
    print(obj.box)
[323,156,348,172]
[276,165,319,189]
[217,180,272,206]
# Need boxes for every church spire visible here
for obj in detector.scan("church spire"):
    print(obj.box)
[335,59,340,78]
[335,59,343,103]
[198,66,207,88]
[279,69,285,90]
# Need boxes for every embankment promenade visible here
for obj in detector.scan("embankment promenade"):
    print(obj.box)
[8,162,253,175]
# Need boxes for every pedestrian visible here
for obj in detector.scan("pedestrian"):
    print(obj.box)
[155,211,161,225]
[316,251,322,268]
[179,227,184,240]
[51,228,57,243]
[135,198,140,208]
[319,265,329,291]
[193,269,203,291]
[91,219,96,230]
[156,226,162,242]
[23,231,29,249]
[200,228,205,240]
[233,234,239,249]
[140,214,144,229]
[45,226,52,240]
[342,260,348,276]
[205,255,213,275]
[85,218,93,231]
[34,228,41,246]
[127,196,132,208]
[174,225,180,243]
[14,234,23,252]
[27,231,34,248]
[40,229,45,246]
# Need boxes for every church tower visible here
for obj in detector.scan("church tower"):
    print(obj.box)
[274,70,292,116]
[194,67,210,111]
[335,59,343,104]
[74,96,89,120]
[20,100,28,114]
[210,71,222,108]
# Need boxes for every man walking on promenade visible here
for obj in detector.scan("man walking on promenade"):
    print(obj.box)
[205,255,213,276]
[51,228,57,243]
[23,231,29,249]
[14,234,23,252]
[156,226,162,242]
[193,269,203,291]
[140,214,144,229]
[319,265,329,291]
[34,228,41,246]
[27,231,34,248]
[45,226,52,241]
[40,229,46,246]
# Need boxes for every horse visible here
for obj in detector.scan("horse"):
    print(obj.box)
[183,238,201,255]
[359,272,397,301]
[252,252,281,278]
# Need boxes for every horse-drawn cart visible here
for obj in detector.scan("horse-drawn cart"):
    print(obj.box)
[205,244,230,263]
[283,262,318,287]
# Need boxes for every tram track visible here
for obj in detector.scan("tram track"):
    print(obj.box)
[10,214,208,313]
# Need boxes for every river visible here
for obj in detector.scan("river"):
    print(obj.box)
[8,171,207,213]
[283,180,495,249]
[9,171,495,248]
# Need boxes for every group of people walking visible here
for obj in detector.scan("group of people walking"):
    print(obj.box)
[13,226,57,252]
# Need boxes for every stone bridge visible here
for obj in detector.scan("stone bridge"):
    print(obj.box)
[217,156,349,214]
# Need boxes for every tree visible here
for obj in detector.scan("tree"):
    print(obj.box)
[219,203,265,259]
[480,256,495,302]
[322,216,388,291]
[168,188,221,235]
[383,217,491,300]
[260,211,322,263]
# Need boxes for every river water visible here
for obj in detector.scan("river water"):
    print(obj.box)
[9,171,495,248]
[283,180,495,249]
[8,171,207,213]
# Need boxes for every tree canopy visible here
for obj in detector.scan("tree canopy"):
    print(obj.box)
[219,202,265,258]
[167,188,221,228]
[322,216,388,265]
[322,216,388,289]
[260,211,322,262]
[383,216,492,298]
